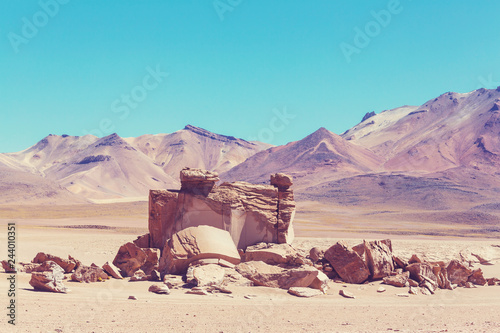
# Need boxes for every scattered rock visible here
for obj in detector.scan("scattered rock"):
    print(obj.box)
[159,226,241,275]
[112,242,147,277]
[133,233,150,248]
[393,256,408,269]
[324,241,370,284]
[364,240,394,280]
[29,261,68,293]
[309,247,323,263]
[406,262,437,285]
[128,296,137,300]
[186,287,210,295]
[408,279,419,287]
[468,269,487,286]
[129,269,148,282]
[32,252,77,273]
[383,271,409,288]
[339,289,355,299]
[148,284,170,294]
[236,261,324,290]
[102,261,123,279]
[243,243,305,266]
[446,260,472,285]
[408,254,423,264]
[189,264,226,287]
[288,287,323,298]
[377,286,386,293]
[71,264,109,283]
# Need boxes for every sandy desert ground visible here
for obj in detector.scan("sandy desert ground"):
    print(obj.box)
[1,204,499,333]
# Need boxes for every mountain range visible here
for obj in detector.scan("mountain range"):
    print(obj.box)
[1,88,500,213]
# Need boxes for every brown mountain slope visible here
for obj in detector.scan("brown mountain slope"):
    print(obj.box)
[343,88,500,173]
[222,127,383,189]
[125,125,272,178]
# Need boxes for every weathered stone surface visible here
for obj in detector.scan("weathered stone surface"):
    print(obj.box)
[393,256,408,269]
[148,284,170,294]
[471,253,494,265]
[129,269,148,282]
[408,279,419,287]
[339,289,355,299]
[308,270,330,293]
[309,247,323,263]
[431,261,452,290]
[149,190,178,249]
[159,226,241,275]
[486,277,500,286]
[243,243,304,266]
[149,284,170,294]
[149,169,296,250]
[468,269,487,286]
[408,254,423,264]
[133,233,150,248]
[446,260,472,285]
[235,261,323,290]
[221,269,254,287]
[364,240,394,280]
[32,252,77,273]
[188,264,226,287]
[270,173,293,190]
[18,262,41,273]
[406,263,437,285]
[113,242,159,277]
[29,261,68,293]
[383,271,409,287]
[288,287,323,298]
[71,264,109,283]
[324,241,370,284]
[186,287,210,295]
[102,261,123,279]
[352,243,365,259]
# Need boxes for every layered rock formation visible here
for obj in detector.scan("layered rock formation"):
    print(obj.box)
[148,168,296,250]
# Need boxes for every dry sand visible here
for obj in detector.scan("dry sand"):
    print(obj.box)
[1,209,499,333]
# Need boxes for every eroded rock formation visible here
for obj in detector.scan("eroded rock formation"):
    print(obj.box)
[148,168,296,250]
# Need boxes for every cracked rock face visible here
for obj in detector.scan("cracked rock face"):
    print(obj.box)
[148,169,296,250]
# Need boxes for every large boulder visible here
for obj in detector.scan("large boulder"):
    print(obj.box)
[159,226,241,275]
[235,261,324,290]
[243,243,305,266]
[406,262,438,285]
[446,260,472,285]
[186,264,226,287]
[112,242,159,277]
[148,169,296,250]
[324,241,370,284]
[364,240,394,280]
[71,264,109,283]
[32,252,77,273]
[29,261,68,293]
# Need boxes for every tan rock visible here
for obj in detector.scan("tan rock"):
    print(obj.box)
[308,270,330,293]
[190,264,226,287]
[383,271,409,287]
[324,241,370,284]
[32,252,77,273]
[235,261,323,290]
[339,289,355,299]
[431,261,452,290]
[270,173,293,190]
[186,287,210,295]
[113,243,159,277]
[377,286,386,293]
[364,240,394,280]
[309,247,323,263]
[406,263,437,285]
[133,233,150,248]
[148,169,296,251]
[102,261,123,279]
[159,226,241,275]
[468,269,487,286]
[71,264,109,283]
[408,254,423,264]
[148,190,178,249]
[471,253,494,265]
[288,287,322,298]
[129,269,148,282]
[148,284,170,294]
[243,243,304,266]
[446,260,472,285]
[113,242,147,277]
[352,243,365,259]
[393,256,408,269]
[29,261,68,293]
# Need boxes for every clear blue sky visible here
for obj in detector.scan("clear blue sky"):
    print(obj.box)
[1,0,500,153]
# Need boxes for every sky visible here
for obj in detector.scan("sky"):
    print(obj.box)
[1,0,500,153]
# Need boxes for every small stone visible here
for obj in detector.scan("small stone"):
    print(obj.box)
[339,290,355,299]
[288,287,323,298]
[186,287,210,295]
[148,284,170,295]
[128,296,137,300]
[377,286,386,293]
